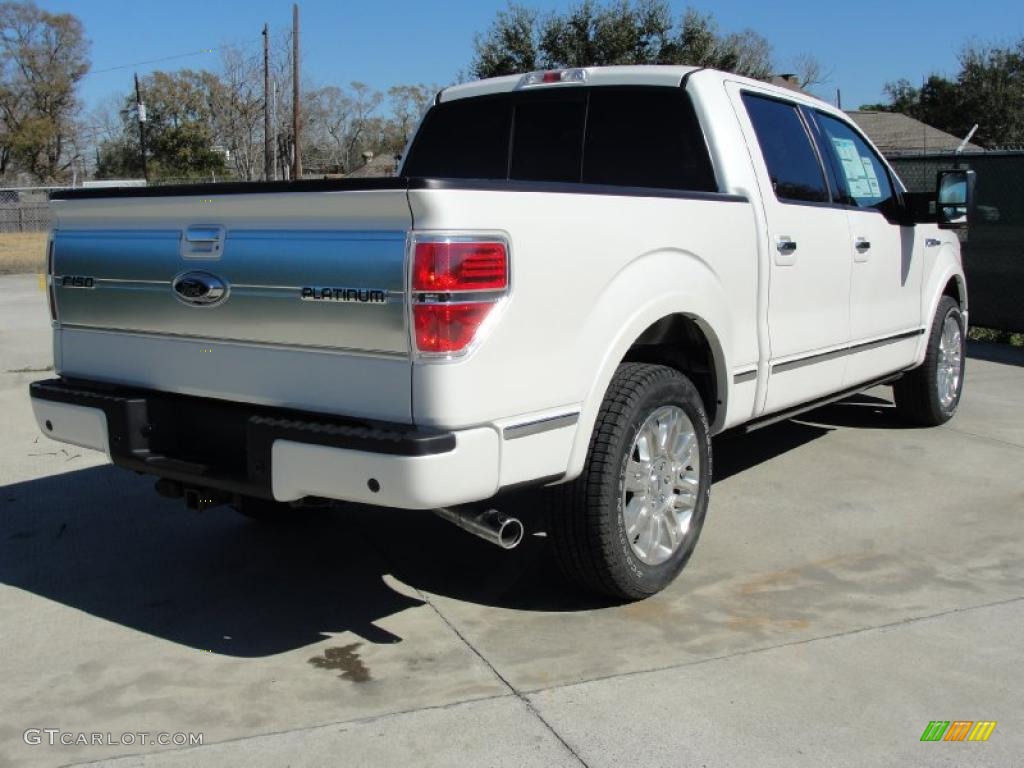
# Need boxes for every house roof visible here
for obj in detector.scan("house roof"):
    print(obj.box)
[343,153,399,178]
[846,110,982,154]
[768,74,815,97]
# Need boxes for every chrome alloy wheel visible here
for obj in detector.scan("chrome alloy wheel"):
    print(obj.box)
[937,314,964,409]
[621,405,700,566]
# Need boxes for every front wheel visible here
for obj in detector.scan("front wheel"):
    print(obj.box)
[893,296,965,426]
[546,363,712,601]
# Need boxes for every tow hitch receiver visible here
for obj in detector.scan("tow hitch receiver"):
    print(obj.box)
[155,478,232,512]
[184,487,232,512]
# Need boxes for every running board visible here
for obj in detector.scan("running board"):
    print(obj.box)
[741,374,902,433]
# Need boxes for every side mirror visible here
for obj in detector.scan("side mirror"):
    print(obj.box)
[936,169,976,229]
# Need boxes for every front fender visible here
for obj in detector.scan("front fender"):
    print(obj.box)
[917,238,967,367]
[564,250,733,481]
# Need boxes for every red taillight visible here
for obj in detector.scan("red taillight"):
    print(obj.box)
[414,303,493,353]
[410,237,509,355]
[542,71,561,83]
[413,241,507,292]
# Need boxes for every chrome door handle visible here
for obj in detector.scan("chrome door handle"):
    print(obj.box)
[776,238,797,254]
[185,226,222,243]
[181,225,224,258]
[854,238,871,252]
[926,238,942,248]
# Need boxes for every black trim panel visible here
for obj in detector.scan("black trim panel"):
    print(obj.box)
[679,67,706,89]
[732,370,758,384]
[30,378,455,499]
[51,177,414,200]
[772,329,924,374]
[50,175,748,204]
[496,473,565,495]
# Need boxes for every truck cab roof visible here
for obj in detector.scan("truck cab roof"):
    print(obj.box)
[439,65,836,114]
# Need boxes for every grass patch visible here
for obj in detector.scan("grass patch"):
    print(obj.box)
[969,326,1024,348]
[0,232,47,275]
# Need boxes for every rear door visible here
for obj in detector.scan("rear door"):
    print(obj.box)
[732,86,852,413]
[809,111,924,386]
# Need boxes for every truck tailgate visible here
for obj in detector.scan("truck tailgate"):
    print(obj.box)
[49,183,414,422]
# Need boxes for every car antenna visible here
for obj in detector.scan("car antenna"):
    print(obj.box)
[956,124,978,155]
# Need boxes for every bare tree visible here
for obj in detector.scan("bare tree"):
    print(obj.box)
[212,44,264,180]
[342,82,382,170]
[303,84,349,171]
[387,84,435,148]
[792,54,834,90]
[721,29,774,80]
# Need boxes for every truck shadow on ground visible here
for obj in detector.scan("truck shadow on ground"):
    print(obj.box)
[0,391,913,657]
[0,466,424,657]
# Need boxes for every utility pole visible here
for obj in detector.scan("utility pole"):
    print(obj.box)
[292,3,302,179]
[272,81,279,179]
[134,73,149,183]
[262,23,274,181]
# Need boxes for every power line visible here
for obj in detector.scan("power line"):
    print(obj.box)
[84,44,242,77]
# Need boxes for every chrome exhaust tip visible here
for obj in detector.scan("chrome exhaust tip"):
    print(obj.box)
[434,507,524,550]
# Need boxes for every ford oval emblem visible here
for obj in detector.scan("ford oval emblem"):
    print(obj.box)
[172,271,229,307]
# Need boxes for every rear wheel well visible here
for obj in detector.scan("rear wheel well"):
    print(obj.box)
[622,314,719,424]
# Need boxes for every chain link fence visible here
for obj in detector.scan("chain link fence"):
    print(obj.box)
[0,188,54,233]
[0,202,52,233]
[890,151,1024,333]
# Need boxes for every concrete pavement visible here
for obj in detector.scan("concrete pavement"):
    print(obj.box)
[0,273,1021,767]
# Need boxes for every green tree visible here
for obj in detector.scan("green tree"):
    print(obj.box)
[0,0,89,181]
[472,4,541,79]
[470,1,773,80]
[864,39,1024,148]
[97,70,227,180]
[958,42,1024,147]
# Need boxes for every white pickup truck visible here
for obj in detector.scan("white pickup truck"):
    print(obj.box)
[32,66,973,599]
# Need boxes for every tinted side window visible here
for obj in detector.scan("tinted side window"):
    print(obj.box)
[510,97,586,182]
[814,112,896,212]
[402,97,511,179]
[582,89,717,191]
[741,93,829,203]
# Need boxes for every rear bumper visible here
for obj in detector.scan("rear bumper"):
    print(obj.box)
[29,378,500,510]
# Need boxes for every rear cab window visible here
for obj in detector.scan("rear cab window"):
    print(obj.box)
[510,95,586,182]
[403,86,718,193]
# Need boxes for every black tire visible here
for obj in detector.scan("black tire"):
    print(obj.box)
[546,363,712,601]
[893,296,965,426]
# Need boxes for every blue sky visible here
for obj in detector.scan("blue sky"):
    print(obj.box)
[40,0,1024,113]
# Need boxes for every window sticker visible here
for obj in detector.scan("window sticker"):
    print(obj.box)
[831,137,881,199]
